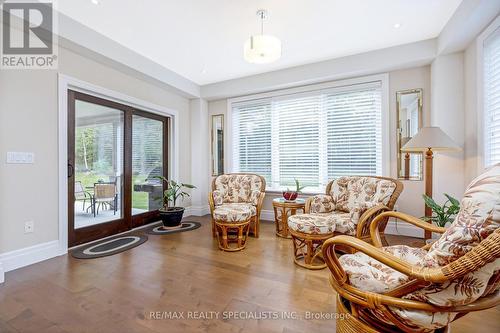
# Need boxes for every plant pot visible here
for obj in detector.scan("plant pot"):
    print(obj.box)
[159,207,185,228]
[282,191,298,201]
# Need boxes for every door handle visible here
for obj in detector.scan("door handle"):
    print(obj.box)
[68,162,74,178]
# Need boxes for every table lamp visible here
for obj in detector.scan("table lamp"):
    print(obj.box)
[402,126,461,239]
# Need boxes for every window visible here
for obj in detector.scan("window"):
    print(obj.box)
[484,27,500,167]
[231,81,384,191]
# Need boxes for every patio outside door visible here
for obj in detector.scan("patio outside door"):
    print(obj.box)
[68,90,168,247]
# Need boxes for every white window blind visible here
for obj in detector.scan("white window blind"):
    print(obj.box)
[232,82,383,190]
[484,27,500,167]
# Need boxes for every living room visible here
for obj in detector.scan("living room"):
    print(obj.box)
[0,1,499,332]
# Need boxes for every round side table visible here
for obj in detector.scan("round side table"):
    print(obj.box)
[272,198,306,238]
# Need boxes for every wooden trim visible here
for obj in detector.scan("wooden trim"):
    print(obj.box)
[67,90,170,246]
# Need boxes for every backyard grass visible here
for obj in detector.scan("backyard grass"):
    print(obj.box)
[75,172,149,210]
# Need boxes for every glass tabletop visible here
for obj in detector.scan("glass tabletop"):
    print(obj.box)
[273,197,306,204]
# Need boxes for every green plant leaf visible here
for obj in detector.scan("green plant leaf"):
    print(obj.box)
[444,193,460,207]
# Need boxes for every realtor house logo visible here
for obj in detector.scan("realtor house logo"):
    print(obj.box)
[1,0,57,69]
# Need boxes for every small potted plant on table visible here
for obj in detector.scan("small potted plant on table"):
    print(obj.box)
[154,177,196,229]
[282,178,306,201]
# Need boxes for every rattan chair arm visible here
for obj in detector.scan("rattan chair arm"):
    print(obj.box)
[208,192,215,216]
[356,204,391,241]
[440,228,500,281]
[322,235,449,283]
[369,211,447,247]
[256,192,265,214]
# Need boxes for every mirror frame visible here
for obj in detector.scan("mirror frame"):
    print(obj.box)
[396,88,423,181]
[211,114,224,176]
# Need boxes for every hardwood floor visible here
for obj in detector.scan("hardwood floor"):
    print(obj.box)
[0,216,498,333]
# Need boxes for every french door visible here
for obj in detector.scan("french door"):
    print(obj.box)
[68,90,168,247]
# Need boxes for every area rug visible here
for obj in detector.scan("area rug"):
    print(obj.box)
[144,221,201,235]
[71,234,148,259]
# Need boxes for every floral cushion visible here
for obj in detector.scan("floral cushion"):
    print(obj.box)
[331,211,357,236]
[213,203,256,223]
[287,214,335,235]
[309,194,336,213]
[425,164,500,266]
[329,176,397,213]
[341,244,500,329]
[213,174,264,204]
[340,245,431,294]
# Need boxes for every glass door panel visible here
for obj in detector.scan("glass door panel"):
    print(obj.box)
[73,100,124,229]
[132,115,164,215]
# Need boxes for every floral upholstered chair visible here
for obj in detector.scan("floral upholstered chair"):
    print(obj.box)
[322,164,500,333]
[208,173,266,251]
[308,176,402,244]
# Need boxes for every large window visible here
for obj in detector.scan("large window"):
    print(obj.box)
[231,81,384,190]
[484,26,500,167]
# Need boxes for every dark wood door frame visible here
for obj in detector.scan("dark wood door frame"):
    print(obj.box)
[68,90,169,247]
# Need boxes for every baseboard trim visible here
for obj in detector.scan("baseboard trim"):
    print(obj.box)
[260,210,422,238]
[0,240,65,275]
[185,205,210,217]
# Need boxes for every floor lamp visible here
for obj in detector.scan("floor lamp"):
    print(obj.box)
[402,127,461,240]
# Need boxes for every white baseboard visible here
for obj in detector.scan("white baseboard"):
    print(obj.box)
[260,210,422,238]
[185,205,210,217]
[0,240,65,277]
[260,209,275,222]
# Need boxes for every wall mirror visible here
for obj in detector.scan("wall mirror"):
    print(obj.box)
[396,89,423,180]
[211,114,224,176]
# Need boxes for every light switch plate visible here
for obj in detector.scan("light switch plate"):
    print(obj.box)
[6,152,35,164]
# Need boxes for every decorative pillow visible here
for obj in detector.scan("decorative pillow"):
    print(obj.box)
[249,190,261,206]
[213,174,264,204]
[309,194,336,213]
[212,190,223,206]
[330,176,396,213]
[349,201,378,224]
[425,164,500,266]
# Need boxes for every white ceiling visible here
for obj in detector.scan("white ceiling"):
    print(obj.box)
[58,0,462,85]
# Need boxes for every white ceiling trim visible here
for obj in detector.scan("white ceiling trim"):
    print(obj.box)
[200,39,437,100]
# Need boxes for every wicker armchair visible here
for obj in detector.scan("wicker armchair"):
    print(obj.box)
[304,176,403,252]
[322,164,500,333]
[208,173,266,248]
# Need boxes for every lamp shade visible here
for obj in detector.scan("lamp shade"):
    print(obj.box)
[244,35,281,64]
[402,126,461,152]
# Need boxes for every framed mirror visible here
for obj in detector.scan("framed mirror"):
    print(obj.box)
[211,114,224,176]
[396,89,423,180]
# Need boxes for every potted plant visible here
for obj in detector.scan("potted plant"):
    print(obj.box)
[154,177,196,229]
[422,193,460,238]
[283,178,306,201]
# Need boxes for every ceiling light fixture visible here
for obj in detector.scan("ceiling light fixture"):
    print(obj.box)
[244,9,281,64]
[393,23,401,29]
[91,0,100,5]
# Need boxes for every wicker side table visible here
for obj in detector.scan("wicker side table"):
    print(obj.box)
[272,198,306,239]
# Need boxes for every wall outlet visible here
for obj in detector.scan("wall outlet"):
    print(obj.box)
[24,221,34,234]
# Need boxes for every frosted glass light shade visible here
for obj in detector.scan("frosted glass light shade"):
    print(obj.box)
[244,35,281,64]
[402,126,461,152]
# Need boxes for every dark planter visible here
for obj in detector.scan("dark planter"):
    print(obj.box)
[159,207,185,228]
[282,191,299,201]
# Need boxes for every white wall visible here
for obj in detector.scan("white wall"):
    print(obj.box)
[431,53,466,202]
[0,46,191,254]
[207,66,432,223]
